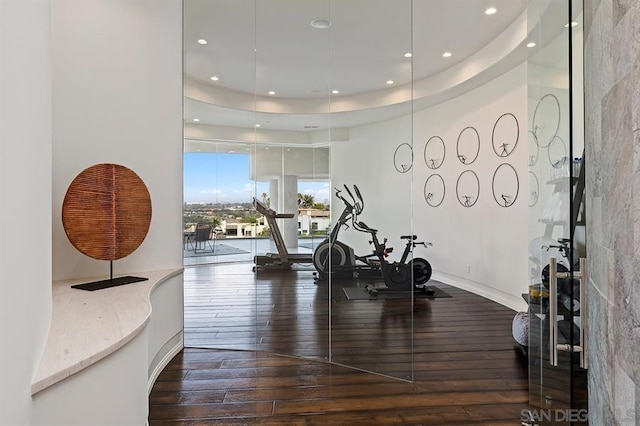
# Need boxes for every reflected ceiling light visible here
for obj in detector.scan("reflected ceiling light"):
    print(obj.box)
[192,118,200,122]
[255,124,261,128]
[442,51,452,58]
[331,89,340,94]
[386,80,394,85]
[268,91,275,95]
[404,52,412,58]
[527,42,536,48]
[197,39,207,45]
[311,18,331,29]
[210,76,219,81]
[564,21,578,28]
[485,7,497,15]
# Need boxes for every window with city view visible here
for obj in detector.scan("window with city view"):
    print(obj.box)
[183,151,330,264]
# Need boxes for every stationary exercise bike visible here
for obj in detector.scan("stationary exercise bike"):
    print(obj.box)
[350,214,433,295]
[313,185,433,294]
[312,185,383,279]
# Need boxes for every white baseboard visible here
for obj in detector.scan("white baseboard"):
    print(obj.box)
[147,331,184,394]
[432,272,528,312]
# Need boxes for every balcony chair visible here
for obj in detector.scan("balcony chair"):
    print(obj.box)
[193,224,215,253]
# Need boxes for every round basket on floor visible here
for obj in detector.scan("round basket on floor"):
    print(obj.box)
[512,311,529,347]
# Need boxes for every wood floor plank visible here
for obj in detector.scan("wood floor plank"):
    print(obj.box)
[149,262,528,424]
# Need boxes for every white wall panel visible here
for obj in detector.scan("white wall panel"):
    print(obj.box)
[51,0,183,281]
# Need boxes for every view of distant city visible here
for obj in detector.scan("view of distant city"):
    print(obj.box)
[184,152,330,204]
[184,152,331,238]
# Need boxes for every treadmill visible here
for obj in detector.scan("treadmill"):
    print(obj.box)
[252,198,313,269]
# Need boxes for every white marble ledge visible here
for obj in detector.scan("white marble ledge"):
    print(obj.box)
[31,268,183,395]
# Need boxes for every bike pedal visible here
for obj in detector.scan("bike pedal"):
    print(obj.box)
[364,285,378,296]
[422,287,435,296]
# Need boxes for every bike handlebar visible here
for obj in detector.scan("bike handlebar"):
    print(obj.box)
[354,184,364,213]
[415,242,433,248]
[334,187,354,211]
[335,184,364,221]
[343,184,363,215]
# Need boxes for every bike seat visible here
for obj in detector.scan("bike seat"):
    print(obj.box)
[400,235,417,240]
[558,238,571,245]
[357,221,377,232]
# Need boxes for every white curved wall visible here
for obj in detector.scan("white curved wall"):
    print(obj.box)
[32,329,149,426]
[0,1,52,424]
[0,1,184,425]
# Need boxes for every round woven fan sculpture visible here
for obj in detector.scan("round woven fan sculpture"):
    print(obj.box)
[62,163,152,261]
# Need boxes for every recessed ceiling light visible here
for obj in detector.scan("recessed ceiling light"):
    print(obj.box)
[386,80,394,85]
[442,52,452,58]
[527,42,536,48]
[485,7,497,15]
[564,21,578,28]
[268,91,275,95]
[192,118,200,122]
[197,39,207,45]
[311,18,331,29]
[255,124,261,128]
[404,52,413,58]
[210,76,219,81]
[332,90,340,94]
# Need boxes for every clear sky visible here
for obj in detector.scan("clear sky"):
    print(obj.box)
[184,152,331,204]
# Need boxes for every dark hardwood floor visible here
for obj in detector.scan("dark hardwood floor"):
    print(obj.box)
[149,263,528,425]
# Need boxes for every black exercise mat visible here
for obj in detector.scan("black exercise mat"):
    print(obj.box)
[343,283,451,300]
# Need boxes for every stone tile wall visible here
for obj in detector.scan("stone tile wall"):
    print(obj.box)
[584,0,640,424]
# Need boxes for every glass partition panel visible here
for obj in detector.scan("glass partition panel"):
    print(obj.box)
[526,0,587,422]
[183,0,258,351]
[325,0,415,381]
[253,0,332,361]
[185,0,417,381]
